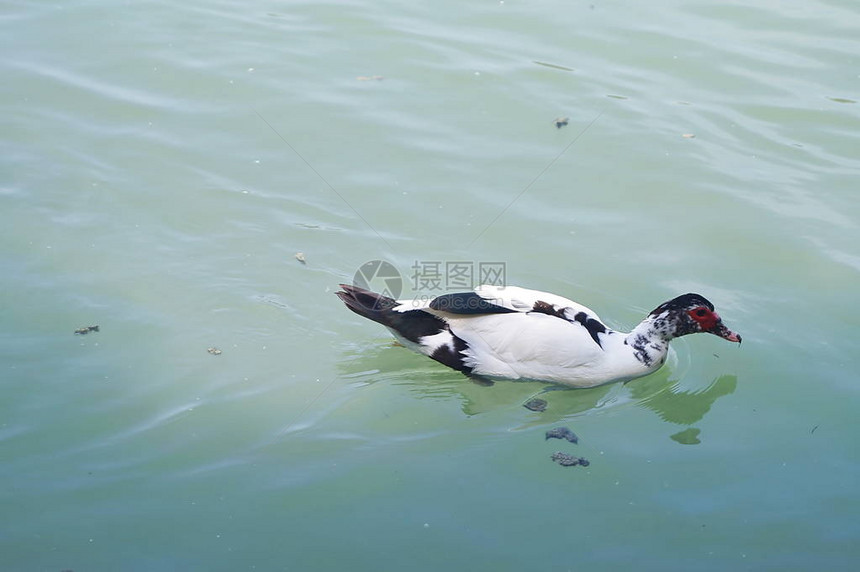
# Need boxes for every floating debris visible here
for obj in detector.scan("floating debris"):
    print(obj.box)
[553,116,569,129]
[551,452,590,467]
[546,426,579,444]
[524,398,547,412]
[74,325,100,335]
[682,133,696,139]
[207,347,222,356]
[295,252,306,264]
[356,75,384,81]
[533,61,574,72]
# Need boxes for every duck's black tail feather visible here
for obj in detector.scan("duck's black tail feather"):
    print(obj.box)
[336,284,448,345]
[336,283,398,322]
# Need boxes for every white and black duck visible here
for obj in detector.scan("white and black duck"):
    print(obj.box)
[336,284,741,388]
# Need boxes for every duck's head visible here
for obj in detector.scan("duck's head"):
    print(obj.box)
[649,293,742,343]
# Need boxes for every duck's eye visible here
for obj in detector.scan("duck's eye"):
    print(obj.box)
[688,306,719,330]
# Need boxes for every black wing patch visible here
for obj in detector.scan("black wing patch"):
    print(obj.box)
[573,311,607,348]
[429,292,517,315]
[430,333,474,375]
[532,301,607,348]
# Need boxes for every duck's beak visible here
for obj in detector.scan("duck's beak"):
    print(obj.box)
[712,321,742,344]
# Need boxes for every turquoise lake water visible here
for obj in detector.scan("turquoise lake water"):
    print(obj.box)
[3,1,859,570]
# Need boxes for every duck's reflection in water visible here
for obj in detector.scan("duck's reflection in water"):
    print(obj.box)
[340,342,737,444]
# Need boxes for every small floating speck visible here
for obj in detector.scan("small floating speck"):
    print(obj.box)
[356,75,384,81]
[606,94,628,100]
[553,116,569,129]
[295,252,306,264]
[74,325,100,335]
[207,347,222,356]
[533,60,574,72]
[682,133,696,138]
[827,97,856,104]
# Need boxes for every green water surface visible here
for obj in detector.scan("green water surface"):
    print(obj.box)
[2,1,859,570]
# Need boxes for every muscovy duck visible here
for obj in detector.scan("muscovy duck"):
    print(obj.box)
[336,284,740,388]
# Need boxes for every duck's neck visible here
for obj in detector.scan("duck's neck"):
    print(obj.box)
[625,315,674,368]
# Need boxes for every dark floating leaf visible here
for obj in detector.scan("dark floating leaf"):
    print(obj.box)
[551,452,589,467]
[546,427,579,443]
[524,398,547,412]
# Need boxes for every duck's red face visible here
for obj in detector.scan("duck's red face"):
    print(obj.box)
[688,306,742,343]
